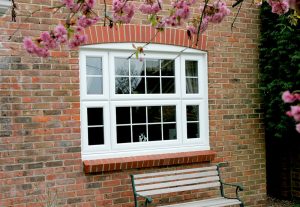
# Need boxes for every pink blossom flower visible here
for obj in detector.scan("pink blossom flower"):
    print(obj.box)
[62,0,75,9]
[69,34,87,48]
[23,37,37,54]
[296,123,300,133]
[40,31,58,49]
[54,24,68,43]
[201,17,209,33]
[270,0,289,14]
[291,105,300,121]
[86,0,96,9]
[210,13,224,23]
[112,0,135,23]
[286,110,293,117]
[187,25,197,34]
[282,91,297,103]
[23,37,50,57]
[77,16,100,28]
[139,0,162,14]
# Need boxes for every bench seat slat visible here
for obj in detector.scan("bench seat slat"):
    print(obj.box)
[135,170,218,185]
[134,166,217,179]
[138,181,221,196]
[136,176,220,191]
[158,197,242,207]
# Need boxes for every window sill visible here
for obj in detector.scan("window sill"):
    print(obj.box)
[83,150,216,173]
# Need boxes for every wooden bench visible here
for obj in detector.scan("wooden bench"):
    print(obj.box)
[130,163,244,207]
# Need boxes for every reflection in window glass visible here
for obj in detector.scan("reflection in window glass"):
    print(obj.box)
[163,106,176,122]
[146,78,160,94]
[130,59,144,76]
[161,60,174,76]
[114,58,175,95]
[86,57,103,94]
[131,77,145,94]
[186,61,199,94]
[115,58,129,75]
[148,106,161,123]
[162,78,175,93]
[146,60,160,76]
[87,77,103,94]
[87,57,102,75]
[186,105,200,139]
[115,77,130,94]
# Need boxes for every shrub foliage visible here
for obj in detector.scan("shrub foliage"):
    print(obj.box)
[259,3,300,138]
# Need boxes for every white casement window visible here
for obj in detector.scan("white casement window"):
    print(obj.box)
[80,43,209,160]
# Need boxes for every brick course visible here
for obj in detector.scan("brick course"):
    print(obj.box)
[0,0,266,206]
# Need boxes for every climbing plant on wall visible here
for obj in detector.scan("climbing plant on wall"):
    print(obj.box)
[260,2,300,138]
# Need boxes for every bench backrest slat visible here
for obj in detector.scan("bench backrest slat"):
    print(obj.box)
[134,170,218,185]
[133,166,217,178]
[138,182,221,196]
[135,176,220,191]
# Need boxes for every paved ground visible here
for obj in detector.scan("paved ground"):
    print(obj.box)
[267,197,299,207]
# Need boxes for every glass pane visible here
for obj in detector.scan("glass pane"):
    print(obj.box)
[132,107,146,123]
[116,107,131,124]
[133,125,147,142]
[117,126,131,143]
[163,124,177,140]
[131,77,145,94]
[115,58,129,75]
[146,78,160,94]
[86,57,102,75]
[186,78,199,94]
[163,106,176,122]
[187,123,199,139]
[148,106,161,123]
[148,124,162,141]
[87,77,103,94]
[161,60,174,76]
[146,59,160,76]
[115,77,129,94]
[162,78,175,93]
[88,127,104,145]
[131,59,145,76]
[186,105,199,121]
[186,61,198,77]
[87,108,103,126]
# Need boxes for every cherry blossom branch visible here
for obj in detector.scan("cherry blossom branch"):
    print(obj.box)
[127,30,160,59]
[9,5,64,40]
[231,0,243,31]
[195,0,209,46]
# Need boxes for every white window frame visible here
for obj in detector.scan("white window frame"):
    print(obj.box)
[80,43,210,160]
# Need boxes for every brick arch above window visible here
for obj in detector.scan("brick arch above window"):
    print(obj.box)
[83,24,207,51]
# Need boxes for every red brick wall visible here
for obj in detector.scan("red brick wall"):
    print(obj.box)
[0,0,266,206]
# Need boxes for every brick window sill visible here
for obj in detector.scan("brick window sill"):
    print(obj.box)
[83,150,216,173]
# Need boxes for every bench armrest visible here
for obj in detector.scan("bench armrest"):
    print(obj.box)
[130,174,153,207]
[220,181,244,200]
[136,193,153,204]
[222,182,244,191]
[217,163,244,205]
